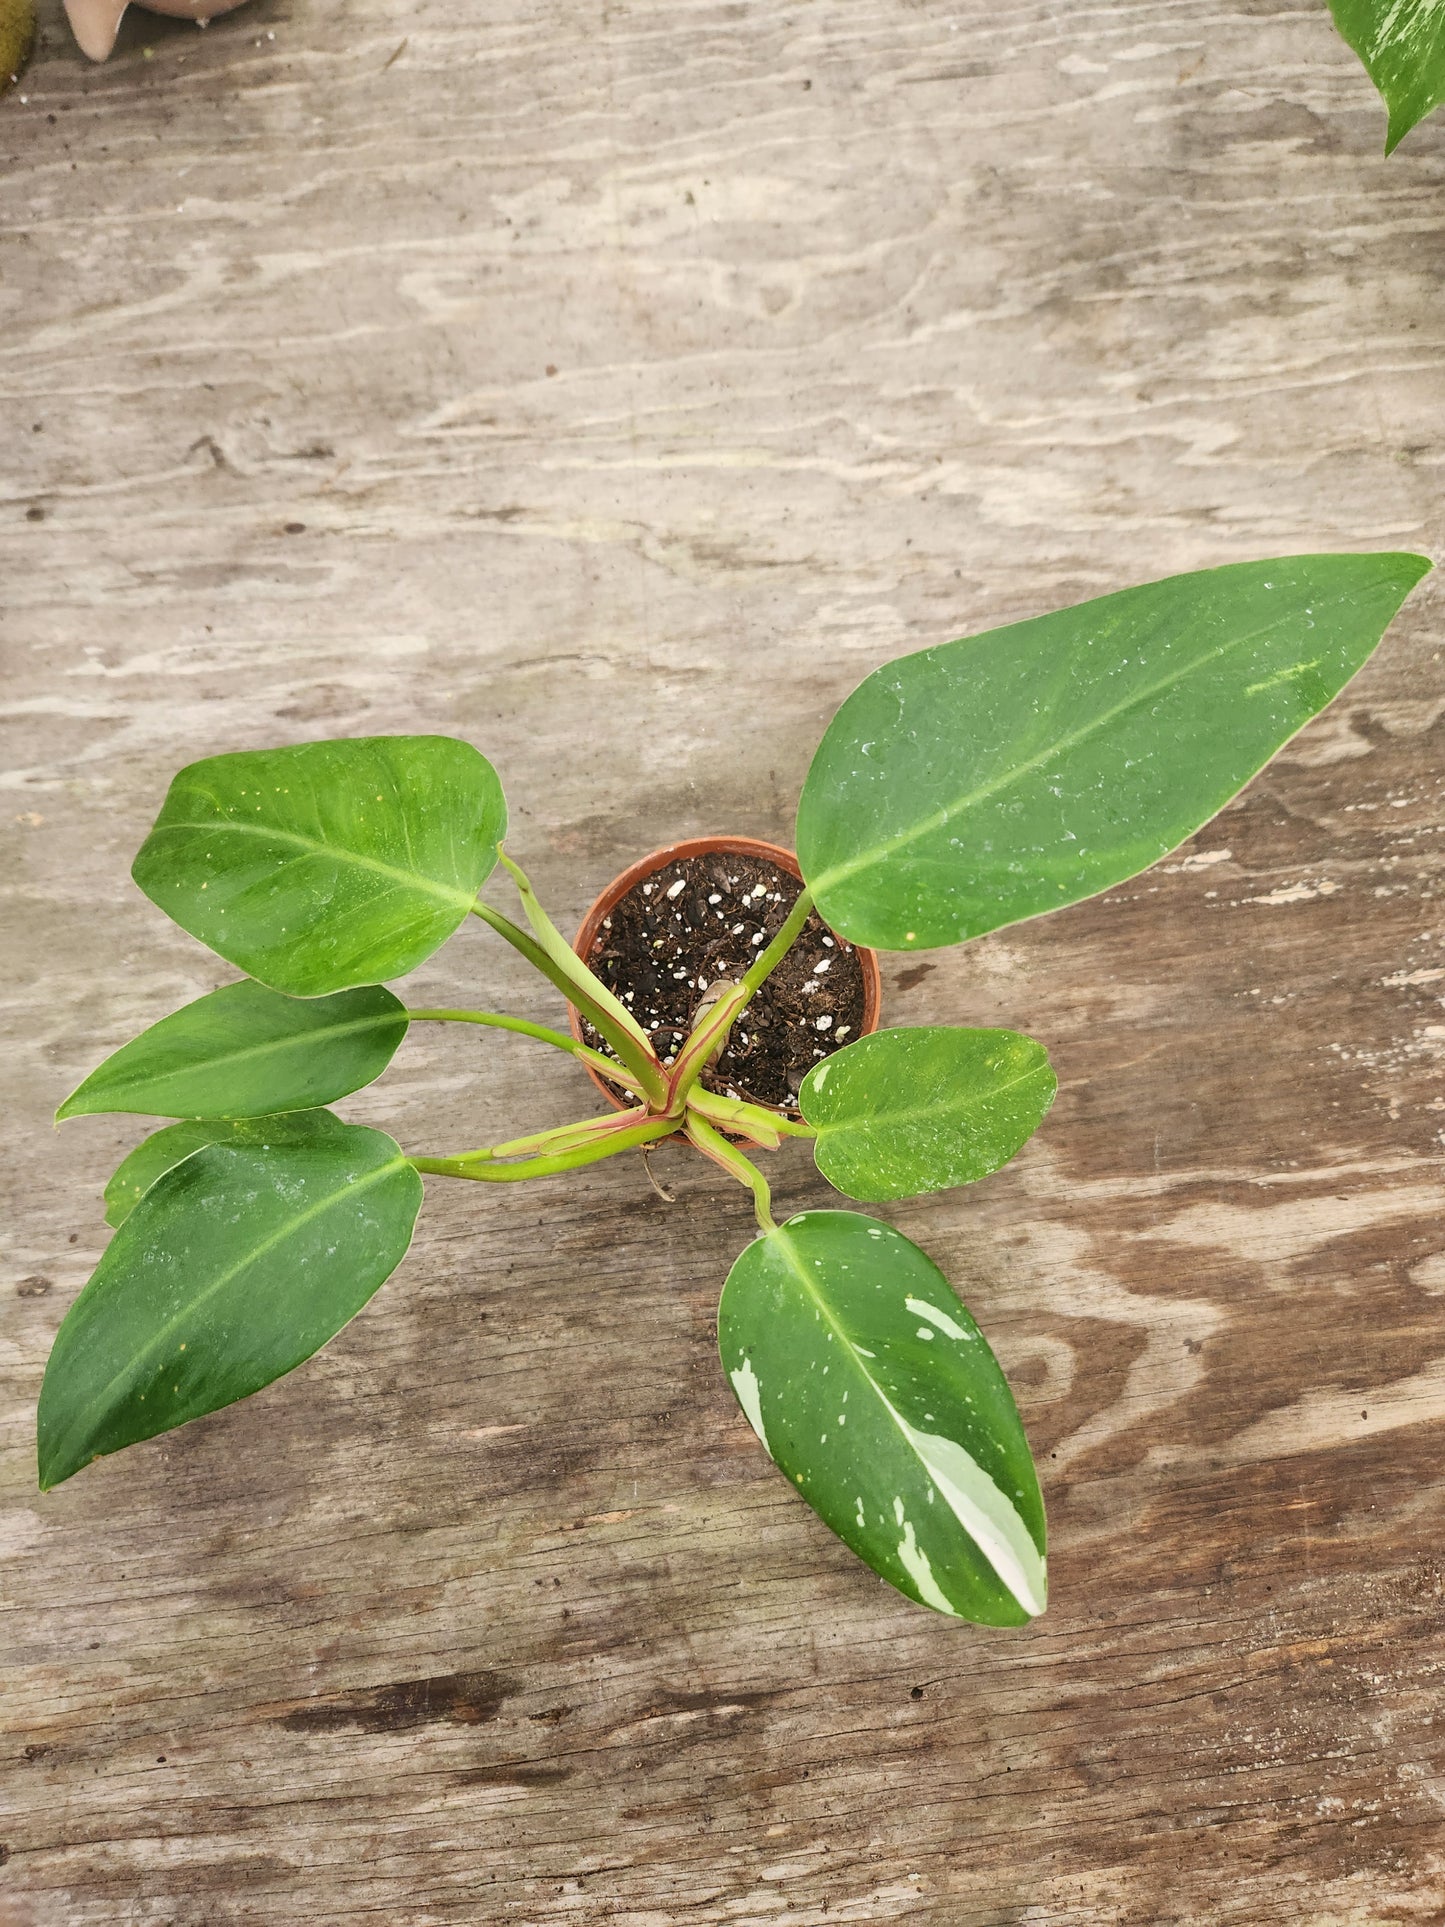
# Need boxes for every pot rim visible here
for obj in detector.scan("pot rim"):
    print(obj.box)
[568,834,882,1113]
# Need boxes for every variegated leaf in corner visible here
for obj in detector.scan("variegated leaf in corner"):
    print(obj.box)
[718,1210,1046,1626]
[1329,0,1445,151]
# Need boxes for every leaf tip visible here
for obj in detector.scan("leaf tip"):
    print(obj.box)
[1382,104,1419,155]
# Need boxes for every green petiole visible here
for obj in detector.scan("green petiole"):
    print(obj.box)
[684,1114,778,1233]
[471,899,667,1106]
[406,1007,648,1096]
[412,1111,678,1183]
[686,1086,816,1149]
[497,850,656,1059]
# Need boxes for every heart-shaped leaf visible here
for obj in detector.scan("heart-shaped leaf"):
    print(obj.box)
[800,1027,1055,1202]
[38,1121,423,1489]
[102,1109,345,1228]
[1328,0,1445,151]
[796,554,1429,952]
[718,1210,1046,1625]
[131,736,506,995]
[58,980,408,1123]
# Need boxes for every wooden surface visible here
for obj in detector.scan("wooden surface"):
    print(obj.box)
[3,0,1445,1920]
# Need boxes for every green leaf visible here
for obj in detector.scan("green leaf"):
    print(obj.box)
[37,1122,423,1489]
[796,554,1430,952]
[58,980,408,1123]
[1328,0,1445,151]
[718,1210,1046,1625]
[800,1026,1055,1202]
[131,736,507,996]
[102,1109,346,1228]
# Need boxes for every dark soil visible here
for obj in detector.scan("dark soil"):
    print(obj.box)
[578,849,868,1113]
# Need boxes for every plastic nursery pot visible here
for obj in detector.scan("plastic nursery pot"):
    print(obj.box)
[569,835,882,1115]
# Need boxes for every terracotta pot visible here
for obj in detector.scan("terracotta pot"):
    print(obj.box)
[569,835,882,1112]
[64,0,253,63]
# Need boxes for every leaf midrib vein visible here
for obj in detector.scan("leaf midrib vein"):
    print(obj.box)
[155,814,476,911]
[811,1061,1052,1139]
[71,1008,406,1112]
[766,1221,1009,1602]
[810,586,1383,896]
[46,1150,407,1480]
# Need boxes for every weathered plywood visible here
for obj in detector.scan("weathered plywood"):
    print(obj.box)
[3,0,1445,1920]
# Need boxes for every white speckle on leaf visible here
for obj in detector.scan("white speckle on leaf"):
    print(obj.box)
[907,1296,973,1343]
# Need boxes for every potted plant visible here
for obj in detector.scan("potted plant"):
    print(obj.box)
[38,551,1428,1627]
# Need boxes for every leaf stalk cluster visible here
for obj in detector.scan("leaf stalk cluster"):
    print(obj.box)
[413,857,819,1219]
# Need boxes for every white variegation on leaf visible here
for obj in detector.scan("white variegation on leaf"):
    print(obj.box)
[1328,0,1445,150]
[718,1210,1046,1626]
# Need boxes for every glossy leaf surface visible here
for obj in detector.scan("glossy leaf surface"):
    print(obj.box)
[796,554,1429,951]
[1329,0,1445,150]
[131,736,506,995]
[718,1210,1046,1625]
[103,1109,344,1228]
[800,1027,1055,1202]
[38,1122,422,1489]
[58,980,407,1122]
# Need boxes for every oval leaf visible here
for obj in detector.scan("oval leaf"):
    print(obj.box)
[796,554,1429,952]
[1328,0,1445,152]
[131,735,507,995]
[38,1122,423,1489]
[103,1109,346,1228]
[800,1026,1055,1202]
[58,980,408,1123]
[718,1210,1046,1625]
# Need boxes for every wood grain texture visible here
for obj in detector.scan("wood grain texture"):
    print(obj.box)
[3,0,1445,1920]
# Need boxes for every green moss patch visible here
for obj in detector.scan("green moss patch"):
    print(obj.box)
[1,0,35,90]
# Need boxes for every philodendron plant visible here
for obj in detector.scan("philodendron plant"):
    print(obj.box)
[40,553,1428,1626]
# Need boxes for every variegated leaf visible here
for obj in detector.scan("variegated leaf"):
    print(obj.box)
[718,1210,1046,1626]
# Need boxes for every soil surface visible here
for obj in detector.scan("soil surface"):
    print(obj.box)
[578,849,868,1112]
